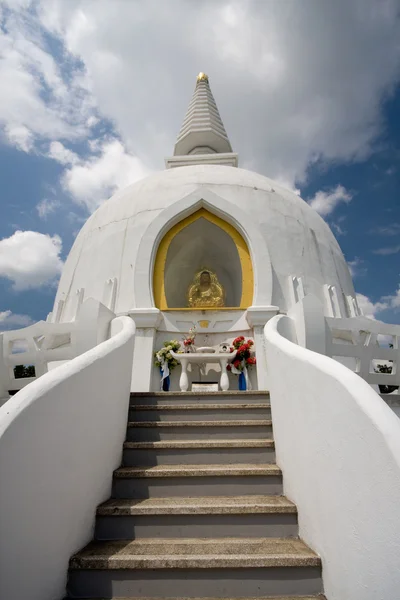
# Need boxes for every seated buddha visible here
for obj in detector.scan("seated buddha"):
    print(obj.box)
[187,269,225,308]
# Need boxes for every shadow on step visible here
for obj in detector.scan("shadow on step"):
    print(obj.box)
[67,566,323,598]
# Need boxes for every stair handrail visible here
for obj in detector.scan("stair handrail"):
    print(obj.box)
[264,312,400,600]
[0,315,135,600]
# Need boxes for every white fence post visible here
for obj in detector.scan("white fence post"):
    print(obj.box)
[247,306,280,391]
[0,334,10,398]
[288,294,327,355]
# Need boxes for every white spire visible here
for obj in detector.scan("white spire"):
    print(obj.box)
[174,72,232,156]
[166,73,238,169]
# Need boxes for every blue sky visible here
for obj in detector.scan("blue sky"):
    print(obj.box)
[0,0,399,330]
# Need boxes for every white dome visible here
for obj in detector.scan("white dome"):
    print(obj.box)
[53,164,356,321]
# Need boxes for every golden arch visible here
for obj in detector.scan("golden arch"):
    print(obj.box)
[153,208,254,310]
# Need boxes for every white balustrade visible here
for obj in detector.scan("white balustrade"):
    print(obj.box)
[326,316,400,388]
[1,321,77,392]
[0,298,116,394]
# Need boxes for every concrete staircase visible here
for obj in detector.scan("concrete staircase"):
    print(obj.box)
[66,391,325,599]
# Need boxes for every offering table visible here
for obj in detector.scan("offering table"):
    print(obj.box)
[171,350,236,392]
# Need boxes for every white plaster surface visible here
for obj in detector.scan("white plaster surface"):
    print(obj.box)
[0,316,135,600]
[0,334,8,398]
[158,309,249,333]
[53,165,356,318]
[131,326,158,392]
[265,314,400,600]
[0,395,9,408]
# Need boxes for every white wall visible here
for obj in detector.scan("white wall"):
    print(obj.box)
[265,314,400,600]
[0,316,135,600]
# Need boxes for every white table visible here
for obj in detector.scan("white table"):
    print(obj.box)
[171,351,236,392]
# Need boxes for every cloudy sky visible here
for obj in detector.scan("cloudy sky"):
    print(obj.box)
[0,0,399,330]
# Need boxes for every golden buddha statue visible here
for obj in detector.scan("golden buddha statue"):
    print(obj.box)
[187,269,225,308]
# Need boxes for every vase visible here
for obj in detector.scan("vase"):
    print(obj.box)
[160,368,170,392]
[238,372,246,391]
[162,375,170,392]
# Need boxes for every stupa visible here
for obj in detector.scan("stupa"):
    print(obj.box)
[0,73,400,600]
[48,71,359,392]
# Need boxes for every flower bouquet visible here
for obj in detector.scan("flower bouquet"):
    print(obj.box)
[154,340,181,391]
[182,326,197,352]
[227,336,256,390]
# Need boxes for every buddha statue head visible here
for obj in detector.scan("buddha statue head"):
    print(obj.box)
[187,268,225,308]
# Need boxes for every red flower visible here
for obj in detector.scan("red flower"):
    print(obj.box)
[228,337,256,374]
[230,346,234,353]
[237,344,250,355]
[226,364,232,371]
[233,336,245,348]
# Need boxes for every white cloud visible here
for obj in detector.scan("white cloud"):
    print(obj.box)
[87,115,99,128]
[0,230,64,290]
[308,185,352,217]
[61,138,150,211]
[0,310,34,330]
[36,198,60,219]
[348,257,366,278]
[357,284,400,319]
[4,124,33,152]
[48,141,79,165]
[35,0,400,188]
[356,293,389,320]
[0,5,94,151]
[331,222,346,236]
[382,286,400,309]
[373,244,400,256]
[371,223,400,236]
[0,1,399,200]
[0,0,399,198]
[44,137,149,212]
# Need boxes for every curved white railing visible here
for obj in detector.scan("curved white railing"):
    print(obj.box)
[1,320,77,393]
[326,315,400,388]
[265,314,400,600]
[0,297,116,397]
[0,316,135,600]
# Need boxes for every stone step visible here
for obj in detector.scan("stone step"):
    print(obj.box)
[71,597,327,600]
[126,420,273,441]
[112,464,282,498]
[123,439,275,465]
[95,495,298,539]
[130,404,271,421]
[130,391,270,406]
[68,538,322,598]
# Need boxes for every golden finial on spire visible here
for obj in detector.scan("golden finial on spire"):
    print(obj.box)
[197,72,209,82]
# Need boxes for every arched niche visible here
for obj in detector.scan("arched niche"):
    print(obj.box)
[153,208,254,310]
